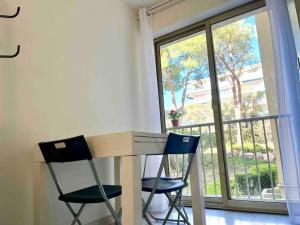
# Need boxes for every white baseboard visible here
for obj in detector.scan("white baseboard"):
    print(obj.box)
[86,215,114,225]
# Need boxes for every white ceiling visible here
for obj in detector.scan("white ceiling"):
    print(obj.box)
[122,0,164,9]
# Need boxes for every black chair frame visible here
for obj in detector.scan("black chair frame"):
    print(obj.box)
[142,133,200,225]
[143,155,189,224]
[39,135,122,225]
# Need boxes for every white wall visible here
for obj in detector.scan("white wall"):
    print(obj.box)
[151,0,253,37]
[0,0,140,225]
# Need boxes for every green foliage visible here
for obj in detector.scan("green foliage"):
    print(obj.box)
[221,101,236,121]
[223,126,237,144]
[241,91,267,118]
[168,155,189,178]
[231,143,267,153]
[183,103,214,125]
[242,123,266,145]
[168,148,280,199]
[223,121,270,152]
[235,164,278,195]
[201,132,216,149]
[221,93,268,123]
[206,181,221,196]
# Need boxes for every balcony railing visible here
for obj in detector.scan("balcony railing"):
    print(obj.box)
[166,115,285,201]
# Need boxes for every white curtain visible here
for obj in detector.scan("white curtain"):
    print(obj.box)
[266,0,300,223]
[138,8,161,131]
[138,8,168,213]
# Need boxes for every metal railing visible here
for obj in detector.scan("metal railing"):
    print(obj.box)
[166,115,285,201]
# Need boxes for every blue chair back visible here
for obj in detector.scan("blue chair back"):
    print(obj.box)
[38,135,92,163]
[163,133,200,155]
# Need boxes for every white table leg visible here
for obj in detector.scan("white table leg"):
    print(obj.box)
[121,155,142,225]
[190,150,206,225]
[33,162,49,225]
[114,157,121,213]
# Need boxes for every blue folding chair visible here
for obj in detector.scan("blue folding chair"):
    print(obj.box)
[38,135,122,225]
[142,133,200,225]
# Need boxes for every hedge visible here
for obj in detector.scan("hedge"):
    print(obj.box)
[235,164,278,195]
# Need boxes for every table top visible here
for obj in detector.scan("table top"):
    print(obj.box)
[34,131,168,162]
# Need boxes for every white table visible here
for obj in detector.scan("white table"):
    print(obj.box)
[33,131,206,225]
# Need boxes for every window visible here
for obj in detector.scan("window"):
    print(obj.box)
[155,0,287,212]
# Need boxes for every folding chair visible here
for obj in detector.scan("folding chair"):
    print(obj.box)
[38,135,122,225]
[142,156,188,224]
[142,133,200,225]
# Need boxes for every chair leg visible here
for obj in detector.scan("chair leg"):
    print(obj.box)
[177,197,181,225]
[112,208,123,225]
[177,192,189,224]
[165,193,191,225]
[118,208,122,218]
[103,199,122,225]
[145,213,154,225]
[143,195,187,224]
[65,202,84,225]
[142,198,153,225]
[70,204,85,225]
[161,191,182,225]
[143,191,156,216]
[148,209,186,223]
[177,191,183,225]
[180,201,189,222]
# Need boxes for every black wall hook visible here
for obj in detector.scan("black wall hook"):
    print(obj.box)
[0,7,21,59]
[0,45,20,58]
[0,6,20,18]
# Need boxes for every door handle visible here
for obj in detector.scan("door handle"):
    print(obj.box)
[297,56,300,82]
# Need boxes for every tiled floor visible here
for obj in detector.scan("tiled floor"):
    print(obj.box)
[148,208,290,225]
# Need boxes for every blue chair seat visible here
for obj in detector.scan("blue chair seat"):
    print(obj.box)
[142,177,188,194]
[59,185,122,203]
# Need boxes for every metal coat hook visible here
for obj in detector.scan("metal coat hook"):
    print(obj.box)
[0,7,20,18]
[0,45,20,58]
[0,7,21,59]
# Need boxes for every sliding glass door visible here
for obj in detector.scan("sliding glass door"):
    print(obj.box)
[155,0,287,212]
[158,30,222,198]
[212,8,285,202]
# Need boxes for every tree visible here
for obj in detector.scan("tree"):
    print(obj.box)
[160,33,209,119]
[242,91,267,118]
[161,19,259,125]
[213,20,258,120]
[221,91,266,121]
[184,103,214,124]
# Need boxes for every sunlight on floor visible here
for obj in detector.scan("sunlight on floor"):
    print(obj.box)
[147,208,290,225]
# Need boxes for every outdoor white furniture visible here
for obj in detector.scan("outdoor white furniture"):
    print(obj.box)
[33,131,206,225]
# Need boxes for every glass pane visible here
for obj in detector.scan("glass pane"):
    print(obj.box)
[212,8,285,201]
[160,31,221,197]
